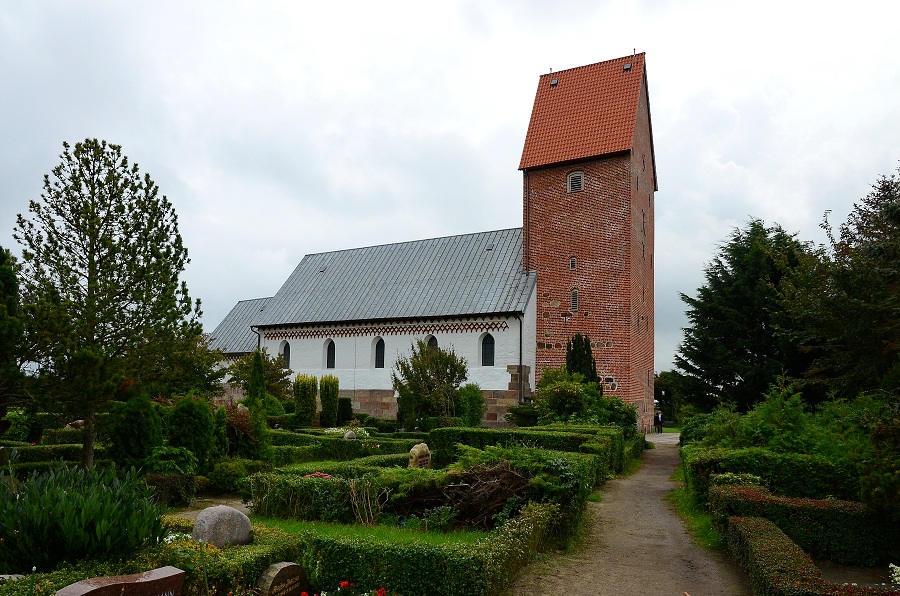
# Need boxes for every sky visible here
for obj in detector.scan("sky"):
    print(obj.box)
[2,1,899,372]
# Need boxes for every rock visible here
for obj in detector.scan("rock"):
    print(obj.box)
[192,505,252,548]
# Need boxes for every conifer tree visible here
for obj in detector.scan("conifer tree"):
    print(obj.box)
[565,333,599,384]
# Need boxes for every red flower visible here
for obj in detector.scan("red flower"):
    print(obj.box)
[339,581,350,589]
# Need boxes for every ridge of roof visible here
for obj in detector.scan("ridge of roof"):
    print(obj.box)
[519,53,646,170]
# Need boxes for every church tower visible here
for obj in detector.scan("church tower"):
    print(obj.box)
[519,53,656,430]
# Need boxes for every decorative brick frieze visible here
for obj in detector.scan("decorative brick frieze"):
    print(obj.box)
[265,318,509,341]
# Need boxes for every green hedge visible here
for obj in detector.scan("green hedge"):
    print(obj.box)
[292,501,559,596]
[427,426,620,474]
[681,446,860,504]
[40,428,83,445]
[9,444,107,464]
[709,485,900,565]
[267,429,420,464]
[725,516,900,596]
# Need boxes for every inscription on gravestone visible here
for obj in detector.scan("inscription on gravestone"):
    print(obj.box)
[256,562,309,596]
[55,566,185,596]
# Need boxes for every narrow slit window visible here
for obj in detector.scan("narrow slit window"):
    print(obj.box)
[326,339,335,369]
[569,256,577,270]
[482,334,495,367]
[571,289,579,311]
[567,171,584,193]
[374,338,385,369]
[282,343,291,369]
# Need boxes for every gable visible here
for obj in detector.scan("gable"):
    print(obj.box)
[254,228,537,328]
[519,53,647,170]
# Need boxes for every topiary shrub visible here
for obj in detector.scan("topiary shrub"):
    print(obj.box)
[104,394,163,468]
[337,397,353,425]
[293,374,318,427]
[457,383,485,427]
[319,375,340,428]
[209,458,271,493]
[264,393,286,416]
[0,462,165,574]
[167,394,215,474]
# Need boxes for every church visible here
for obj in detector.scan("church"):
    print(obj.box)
[209,53,657,430]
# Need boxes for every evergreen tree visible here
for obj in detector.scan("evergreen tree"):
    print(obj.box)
[0,246,24,437]
[227,348,291,400]
[167,393,215,474]
[14,139,199,467]
[565,333,599,383]
[246,350,269,459]
[293,374,318,427]
[319,375,340,428]
[675,220,810,412]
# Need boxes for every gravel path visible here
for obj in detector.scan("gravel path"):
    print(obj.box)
[509,433,753,596]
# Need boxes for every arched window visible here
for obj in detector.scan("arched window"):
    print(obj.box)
[325,339,335,369]
[374,338,385,369]
[569,256,577,270]
[282,342,291,369]
[481,334,495,367]
[571,289,579,311]
[567,171,584,193]
[427,336,438,349]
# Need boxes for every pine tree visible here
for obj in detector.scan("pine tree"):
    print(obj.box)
[565,334,599,384]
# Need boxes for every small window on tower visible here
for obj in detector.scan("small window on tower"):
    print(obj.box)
[571,289,579,311]
[569,256,577,270]
[567,171,584,193]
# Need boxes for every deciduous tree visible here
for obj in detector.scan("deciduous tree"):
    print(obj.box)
[392,340,467,429]
[13,139,199,467]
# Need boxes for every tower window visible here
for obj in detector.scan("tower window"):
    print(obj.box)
[569,256,577,270]
[481,334,495,367]
[325,339,335,369]
[571,289,579,311]
[567,171,584,193]
[374,337,385,369]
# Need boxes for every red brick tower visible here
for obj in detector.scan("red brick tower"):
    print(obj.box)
[520,53,656,431]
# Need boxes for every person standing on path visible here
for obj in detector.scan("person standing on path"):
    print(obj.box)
[510,432,752,596]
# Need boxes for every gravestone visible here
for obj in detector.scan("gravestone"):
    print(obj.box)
[256,562,309,596]
[192,505,252,548]
[56,566,184,596]
[408,443,431,469]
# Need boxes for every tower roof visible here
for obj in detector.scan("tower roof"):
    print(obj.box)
[519,53,647,170]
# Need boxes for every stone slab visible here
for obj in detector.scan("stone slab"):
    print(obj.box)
[56,566,184,596]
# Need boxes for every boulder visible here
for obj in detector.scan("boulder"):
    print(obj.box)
[192,505,252,548]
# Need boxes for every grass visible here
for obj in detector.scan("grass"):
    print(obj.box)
[665,462,724,550]
[250,515,490,545]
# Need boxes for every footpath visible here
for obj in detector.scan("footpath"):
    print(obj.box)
[510,433,752,596]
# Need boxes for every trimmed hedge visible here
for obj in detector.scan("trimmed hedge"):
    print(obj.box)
[40,428,83,445]
[681,446,860,503]
[725,516,900,596]
[427,426,621,475]
[9,444,107,464]
[267,429,420,464]
[709,485,900,565]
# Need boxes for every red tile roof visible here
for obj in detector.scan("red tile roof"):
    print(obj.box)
[519,53,646,170]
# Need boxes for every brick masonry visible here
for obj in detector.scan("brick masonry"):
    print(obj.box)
[522,78,655,432]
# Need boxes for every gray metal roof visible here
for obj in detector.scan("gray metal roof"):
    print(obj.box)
[208,297,271,355]
[254,228,536,327]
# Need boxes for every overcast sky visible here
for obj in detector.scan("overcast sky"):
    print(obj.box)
[2,1,899,372]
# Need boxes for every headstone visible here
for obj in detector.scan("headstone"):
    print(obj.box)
[192,505,252,548]
[408,443,431,469]
[343,430,356,440]
[256,562,309,596]
[55,566,184,596]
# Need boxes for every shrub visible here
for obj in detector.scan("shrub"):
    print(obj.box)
[209,458,271,493]
[457,383,485,427]
[264,393,286,416]
[710,484,900,565]
[392,340,468,429]
[319,375,340,428]
[293,374,318,427]
[725,516,900,596]
[224,402,254,459]
[338,397,353,425]
[144,446,198,475]
[104,394,163,468]
[167,394,215,474]
[0,463,165,573]
[211,405,229,462]
[505,402,539,427]
[144,472,196,507]
[40,428,83,445]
